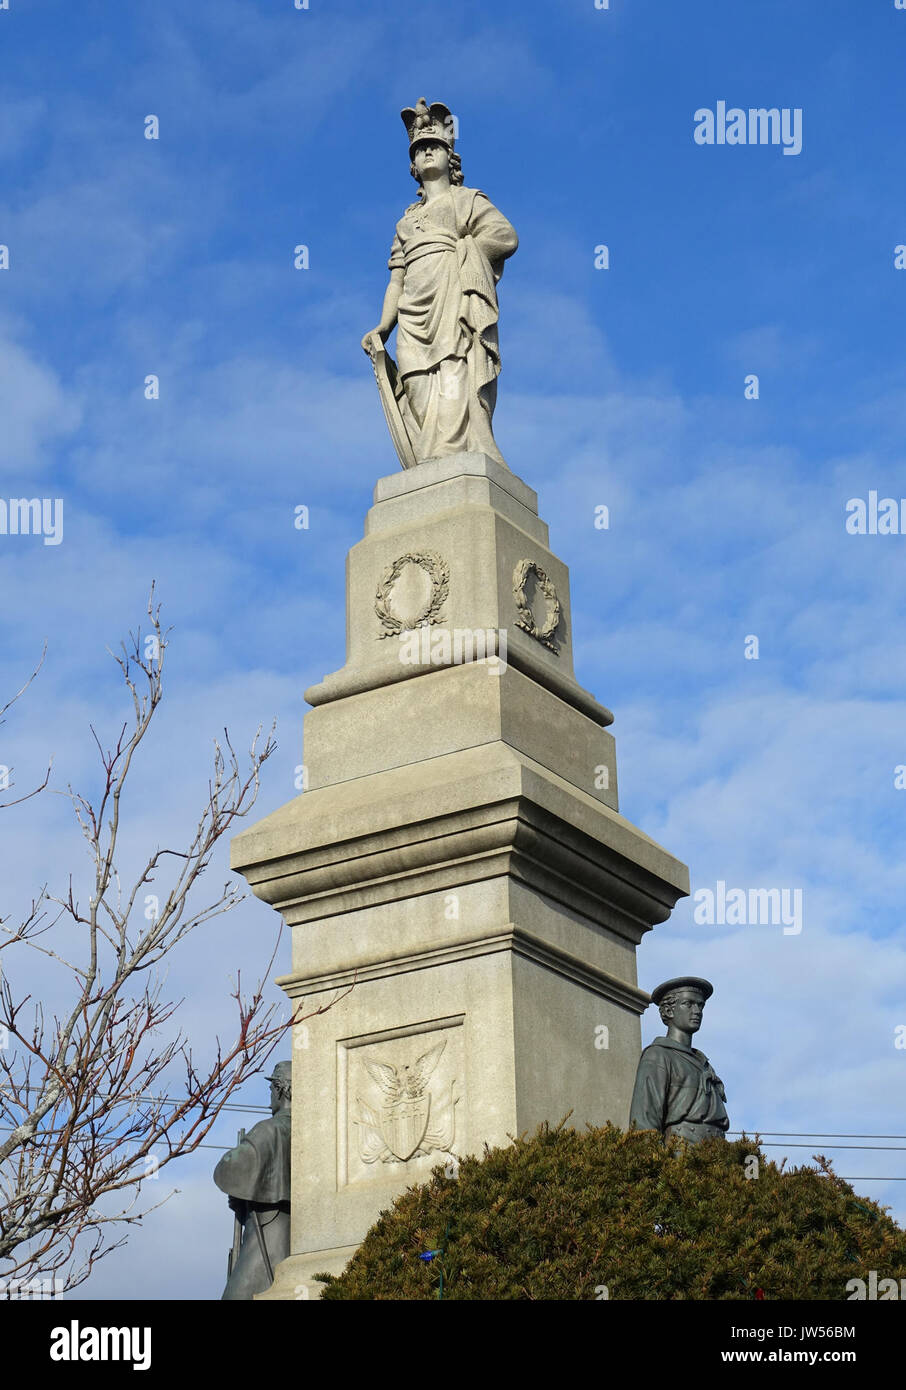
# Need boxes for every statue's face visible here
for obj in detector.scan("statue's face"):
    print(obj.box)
[270,1077,291,1112]
[668,989,706,1034]
[413,140,449,181]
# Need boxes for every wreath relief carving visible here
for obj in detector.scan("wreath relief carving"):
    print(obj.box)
[375,550,450,639]
[513,558,562,654]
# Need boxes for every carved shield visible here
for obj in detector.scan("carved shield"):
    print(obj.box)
[367,333,418,471]
[381,1096,430,1162]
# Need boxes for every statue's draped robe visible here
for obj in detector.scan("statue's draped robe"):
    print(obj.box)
[388,186,518,464]
[214,1109,291,1300]
[629,1036,729,1142]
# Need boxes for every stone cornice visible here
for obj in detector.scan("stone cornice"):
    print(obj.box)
[276,922,651,1014]
[304,638,613,726]
[233,747,688,946]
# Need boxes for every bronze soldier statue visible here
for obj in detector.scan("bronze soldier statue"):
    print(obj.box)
[629,978,729,1144]
[214,1061,292,1300]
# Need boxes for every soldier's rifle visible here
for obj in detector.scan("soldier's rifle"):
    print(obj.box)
[226,1127,245,1280]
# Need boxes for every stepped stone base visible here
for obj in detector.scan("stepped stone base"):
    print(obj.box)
[233,453,689,1299]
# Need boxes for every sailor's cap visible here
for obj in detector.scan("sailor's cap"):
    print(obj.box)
[650,977,714,1005]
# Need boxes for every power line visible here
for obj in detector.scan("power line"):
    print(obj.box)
[748,1142,906,1152]
[16,1086,270,1115]
[0,1125,235,1153]
[8,1104,906,1142]
[729,1131,906,1141]
[14,1093,906,1139]
[6,1101,906,1174]
[1,1128,904,1177]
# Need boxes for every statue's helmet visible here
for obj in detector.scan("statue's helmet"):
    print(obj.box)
[401,98,455,158]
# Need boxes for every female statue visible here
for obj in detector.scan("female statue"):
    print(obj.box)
[361,99,518,469]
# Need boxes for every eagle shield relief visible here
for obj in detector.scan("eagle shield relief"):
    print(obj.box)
[356,1039,457,1165]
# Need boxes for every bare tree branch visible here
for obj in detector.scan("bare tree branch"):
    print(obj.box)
[0,587,345,1290]
[0,641,52,809]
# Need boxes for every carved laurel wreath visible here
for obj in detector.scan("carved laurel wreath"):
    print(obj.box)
[513,558,561,653]
[375,551,450,639]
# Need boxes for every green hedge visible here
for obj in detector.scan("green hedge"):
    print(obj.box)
[318,1122,906,1300]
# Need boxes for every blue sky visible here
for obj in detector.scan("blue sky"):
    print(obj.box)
[2,0,905,1299]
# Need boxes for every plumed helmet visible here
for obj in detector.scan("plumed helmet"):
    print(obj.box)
[401,97,455,157]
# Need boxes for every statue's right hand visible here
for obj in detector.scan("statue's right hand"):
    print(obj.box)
[361,327,386,356]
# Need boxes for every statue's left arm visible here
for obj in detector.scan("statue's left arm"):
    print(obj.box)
[213,1136,260,1201]
[462,191,518,276]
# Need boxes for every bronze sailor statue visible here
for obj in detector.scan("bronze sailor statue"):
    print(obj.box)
[629,978,730,1144]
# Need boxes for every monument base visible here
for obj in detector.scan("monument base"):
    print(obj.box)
[231,453,690,1301]
[253,1247,358,1301]
[234,744,687,1298]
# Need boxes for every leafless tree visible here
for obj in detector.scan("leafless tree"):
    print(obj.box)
[0,588,341,1290]
[0,642,52,810]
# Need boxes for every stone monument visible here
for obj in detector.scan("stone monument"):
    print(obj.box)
[230,99,690,1298]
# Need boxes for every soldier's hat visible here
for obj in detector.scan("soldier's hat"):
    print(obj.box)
[650,977,714,1005]
[401,98,455,157]
[265,1060,292,1086]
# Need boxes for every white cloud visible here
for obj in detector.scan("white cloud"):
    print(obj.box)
[0,326,81,474]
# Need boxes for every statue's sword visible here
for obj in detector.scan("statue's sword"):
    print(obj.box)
[366,331,418,470]
[250,1209,274,1287]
